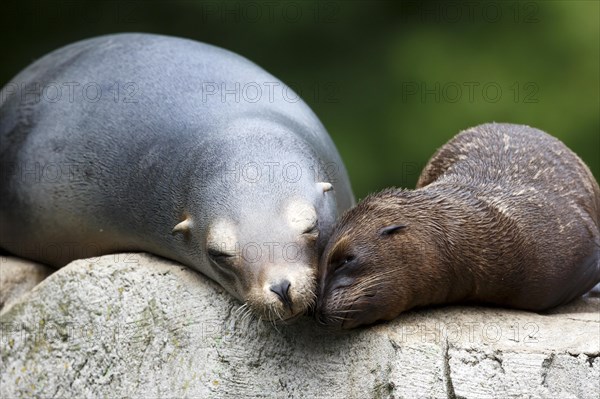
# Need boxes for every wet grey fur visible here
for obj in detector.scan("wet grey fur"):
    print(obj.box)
[0,33,354,296]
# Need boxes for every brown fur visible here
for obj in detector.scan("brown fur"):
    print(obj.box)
[316,123,600,329]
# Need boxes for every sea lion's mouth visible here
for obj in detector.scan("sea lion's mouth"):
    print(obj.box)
[339,293,376,329]
[314,289,377,329]
[257,306,306,324]
[339,312,354,329]
[277,311,304,324]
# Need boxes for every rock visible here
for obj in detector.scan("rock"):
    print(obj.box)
[1,253,598,398]
[0,256,53,311]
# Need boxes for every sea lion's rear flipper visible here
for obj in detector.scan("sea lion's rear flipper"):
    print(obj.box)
[553,248,600,309]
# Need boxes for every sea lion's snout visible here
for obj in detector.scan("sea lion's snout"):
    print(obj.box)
[204,200,323,323]
[315,231,365,330]
[270,280,293,310]
[246,262,316,323]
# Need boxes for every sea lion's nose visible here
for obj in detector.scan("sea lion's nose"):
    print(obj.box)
[270,280,292,310]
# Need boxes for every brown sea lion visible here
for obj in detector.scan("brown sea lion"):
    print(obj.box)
[316,123,600,329]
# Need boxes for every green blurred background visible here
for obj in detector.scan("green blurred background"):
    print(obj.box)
[1,0,598,199]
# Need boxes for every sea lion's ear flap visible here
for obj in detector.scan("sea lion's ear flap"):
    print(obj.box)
[172,218,193,235]
[317,182,333,193]
[379,224,408,236]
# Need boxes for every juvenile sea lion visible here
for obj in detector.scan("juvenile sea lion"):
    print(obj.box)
[316,123,600,329]
[0,33,354,322]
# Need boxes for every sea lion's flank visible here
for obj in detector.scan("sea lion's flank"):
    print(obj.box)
[0,33,354,322]
[316,123,600,329]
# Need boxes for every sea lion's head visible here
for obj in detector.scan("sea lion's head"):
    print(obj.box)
[315,189,440,329]
[173,130,346,323]
[202,193,330,323]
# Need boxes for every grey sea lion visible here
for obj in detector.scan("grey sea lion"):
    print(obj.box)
[0,33,354,322]
[316,123,599,329]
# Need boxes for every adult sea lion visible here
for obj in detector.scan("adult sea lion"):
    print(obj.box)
[0,33,354,322]
[316,123,599,329]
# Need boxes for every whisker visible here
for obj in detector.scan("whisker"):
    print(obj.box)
[241,305,253,325]
[269,307,282,334]
[233,303,248,318]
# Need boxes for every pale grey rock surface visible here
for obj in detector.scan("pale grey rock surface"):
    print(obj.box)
[0,254,598,398]
[0,256,53,311]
